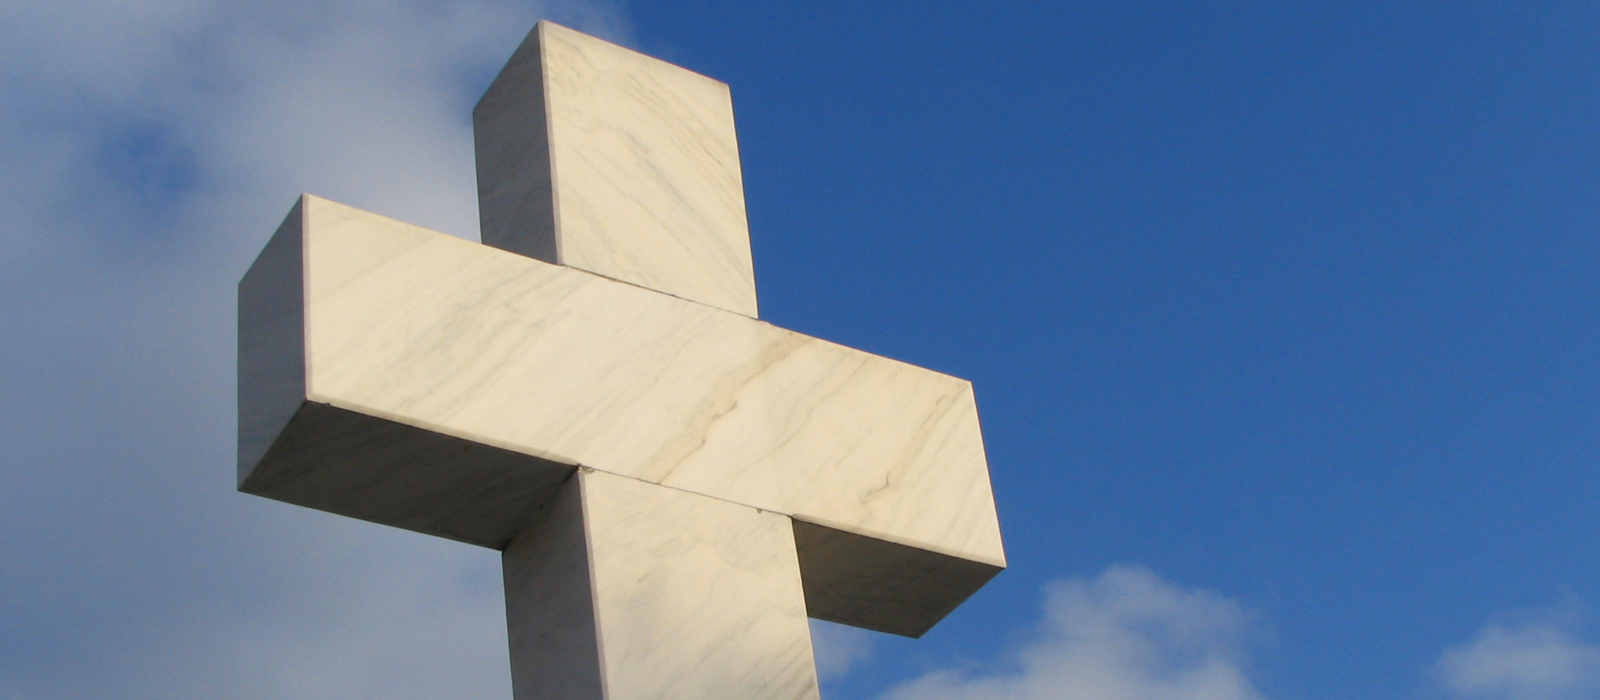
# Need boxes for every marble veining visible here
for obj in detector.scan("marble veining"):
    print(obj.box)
[297,195,1004,569]
[474,22,758,318]
[238,19,1007,699]
[581,470,820,700]
[473,28,559,266]
[502,475,605,700]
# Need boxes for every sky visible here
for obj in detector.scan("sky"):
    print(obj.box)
[2,1,1599,699]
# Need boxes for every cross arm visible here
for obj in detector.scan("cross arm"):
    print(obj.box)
[239,195,1005,636]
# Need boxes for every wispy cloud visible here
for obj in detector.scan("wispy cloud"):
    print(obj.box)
[0,0,631,263]
[1438,605,1600,700]
[877,566,1269,700]
[0,1,624,698]
[813,619,879,681]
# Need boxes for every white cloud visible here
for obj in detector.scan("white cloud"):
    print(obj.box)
[0,1,625,698]
[1438,608,1600,700]
[878,566,1268,700]
[812,619,879,681]
[0,0,631,263]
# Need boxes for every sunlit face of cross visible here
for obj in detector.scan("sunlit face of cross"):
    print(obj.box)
[237,21,1004,700]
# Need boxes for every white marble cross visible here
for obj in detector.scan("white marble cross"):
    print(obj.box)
[237,21,1005,700]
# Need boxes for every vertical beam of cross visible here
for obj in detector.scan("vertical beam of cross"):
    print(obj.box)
[505,471,817,698]
[475,22,758,318]
[237,21,1005,700]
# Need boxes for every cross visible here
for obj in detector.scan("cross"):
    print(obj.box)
[237,21,1005,700]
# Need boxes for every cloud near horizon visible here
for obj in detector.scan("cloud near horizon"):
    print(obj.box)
[876,566,1269,700]
[1437,605,1600,700]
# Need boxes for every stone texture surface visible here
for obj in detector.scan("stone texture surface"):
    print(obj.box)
[502,471,821,700]
[793,519,1002,637]
[238,193,1004,633]
[503,474,604,700]
[241,402,572,549]
[302,195,998,561]
[239,200,575,549]
[475,21,757,318]
[237,199,306,476]
[238,19,1007,699]
[581,470,819,700]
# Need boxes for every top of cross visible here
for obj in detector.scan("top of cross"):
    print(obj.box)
[475,21,760,317]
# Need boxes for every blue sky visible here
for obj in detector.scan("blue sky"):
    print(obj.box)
[3,1,1599,699]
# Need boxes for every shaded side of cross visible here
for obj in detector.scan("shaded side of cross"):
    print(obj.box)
[238,21,1005,700]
